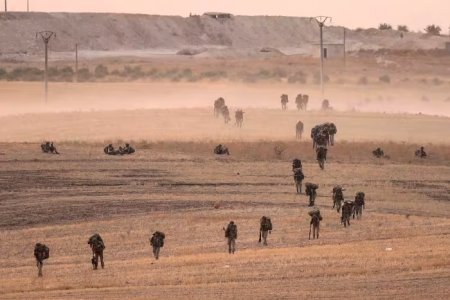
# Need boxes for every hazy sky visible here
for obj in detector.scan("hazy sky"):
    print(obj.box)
[7,0,449,32]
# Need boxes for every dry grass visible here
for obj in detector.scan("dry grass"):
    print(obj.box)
[0,142,449,299]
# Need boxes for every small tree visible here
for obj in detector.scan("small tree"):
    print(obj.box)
[94,64,109,78]
[425,24,441,35]
[397,25,409,32]
[379,23,392,30]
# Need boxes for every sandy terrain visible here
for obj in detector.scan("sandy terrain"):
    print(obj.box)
[0,142,449,299]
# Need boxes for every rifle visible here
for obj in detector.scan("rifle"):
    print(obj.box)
[308,223,312,240]
[258,230,261,243]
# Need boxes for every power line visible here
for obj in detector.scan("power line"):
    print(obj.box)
[310,16,332,97]
[36,31,56,102]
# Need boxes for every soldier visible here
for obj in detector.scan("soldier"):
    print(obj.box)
[353,192,365,220]
[308,208,322,239]
[341,200,355,227]
[332,186,345,212]
[292,158,302,171]
[305,183,318,206]
[415,146,427,158]
[34,243,49,277]
[104,144,114,155]
[41,142,51,153]
[280,94,289,110]
[259,216,272,246]
[372,147,384,158]
[293,168,304,194]
[214,144,230,155]
[316,146,327,170]
[88,234,105,270]
[224,221,238,254]
[150,231,166,260]
[49,142,59,154]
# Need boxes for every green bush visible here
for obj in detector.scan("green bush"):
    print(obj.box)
[425,24,441,35]
[379,23,392,30]
[6,67,43,81]
[77,68,92,82]
[397,25,409,32]
[287,71,307,84]
[358,76,368,85]
[0,68,6,80]
[94,64,109,78]
[379,75,391,83]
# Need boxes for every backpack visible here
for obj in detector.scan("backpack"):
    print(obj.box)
[294,169,304,181]
[260,217,272,231]
[151,231,166,247]
[88,234,105,252]
[225,224,237,238]
[34,243,50,260]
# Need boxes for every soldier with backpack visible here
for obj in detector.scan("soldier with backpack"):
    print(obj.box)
[88,234,105,270]
[34,243,50,277]
[150,231,166,260]
[224,221,238,254]
[259,216,273,246]
[305,183,319,206]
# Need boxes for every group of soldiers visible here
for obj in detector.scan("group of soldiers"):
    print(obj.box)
[104,143,135,155]
[373,146,428,159]
[291,158,366,237]
[214,97,245,127]
[332,186,366,227]
[280,93,310,111]
[33,218,276,277]
[310,123,338,170]
[34,232,166,277]
[214,144,230,155]
[41,141,59,154]
[280,94,332,112]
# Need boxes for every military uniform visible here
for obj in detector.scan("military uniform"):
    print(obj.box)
[34,243,49,277]
[225,221,238,254]
[259,216,273,246]
[150,231,166,260]
[88,234,105,269]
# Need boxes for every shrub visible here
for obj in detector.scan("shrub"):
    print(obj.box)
[397,25,409,32]
[358,76,368,85]
[6,67,43,81]
[122,66,145,79]
[431,78,443,85]
[379,75,391,83]
[77,68,92,82]
[424,24,441,35]
[59,66,74,82]
[94,64,109,78]
[0,68,6,80]
[379,23,392,30]
[287,71,307,84]
[313,72,330,84]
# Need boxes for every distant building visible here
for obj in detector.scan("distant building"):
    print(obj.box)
[445,42,450,53]
[203,12,233,19]
[313,43,345,58]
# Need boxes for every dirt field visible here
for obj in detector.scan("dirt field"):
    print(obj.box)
[0,140,449,299]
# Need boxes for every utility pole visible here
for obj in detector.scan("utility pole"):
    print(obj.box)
[4,0,7,12]
[27,0,29,12]
[75,43,78,82]
[36,31,56,102]
[343,27,346,68]
[311,16,332,96]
